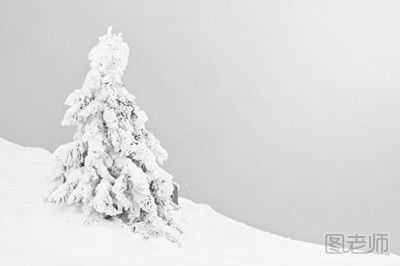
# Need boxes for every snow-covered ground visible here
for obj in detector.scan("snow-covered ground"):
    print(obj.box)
[0,137,399,266]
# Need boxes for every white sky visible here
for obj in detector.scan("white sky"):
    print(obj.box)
[0,0,399,254]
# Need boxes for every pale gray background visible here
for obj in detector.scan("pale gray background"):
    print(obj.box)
[1,0,399,254]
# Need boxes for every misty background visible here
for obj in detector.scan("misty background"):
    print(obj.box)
[1,0,399,254]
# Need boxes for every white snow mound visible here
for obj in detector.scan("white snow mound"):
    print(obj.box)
[0,137,399,266]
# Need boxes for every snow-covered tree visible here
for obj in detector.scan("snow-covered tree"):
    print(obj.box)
[47,27,181,242]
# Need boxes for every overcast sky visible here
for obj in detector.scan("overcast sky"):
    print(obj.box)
[1,0,399,254]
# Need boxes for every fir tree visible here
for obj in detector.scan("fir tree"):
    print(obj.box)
[47,27,181,242]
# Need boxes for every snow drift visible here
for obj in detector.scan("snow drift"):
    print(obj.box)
[0,137,399,266]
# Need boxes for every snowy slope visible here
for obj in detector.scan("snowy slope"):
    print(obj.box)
[0,137,399,266]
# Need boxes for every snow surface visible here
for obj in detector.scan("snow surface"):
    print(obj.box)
[0,137,399,266]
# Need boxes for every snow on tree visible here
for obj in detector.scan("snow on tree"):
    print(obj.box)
[46,27,182,242]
